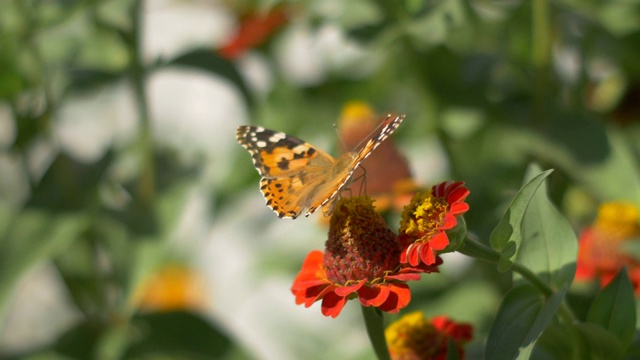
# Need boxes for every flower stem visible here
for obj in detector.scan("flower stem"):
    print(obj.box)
[532,0,552,123]
[459,237,553,296]
[361,306,391,360]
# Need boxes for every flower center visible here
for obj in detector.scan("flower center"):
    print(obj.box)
[399,191,449,243]
[323,197,401,285]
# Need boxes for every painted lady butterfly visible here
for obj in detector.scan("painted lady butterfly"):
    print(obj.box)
[236,113,405,219]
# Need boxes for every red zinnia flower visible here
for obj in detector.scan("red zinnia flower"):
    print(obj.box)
[291,197,441,318]
[398,181,470,267]
[219,6,289,60]
[576,202,640,294]
[386,311,473,360]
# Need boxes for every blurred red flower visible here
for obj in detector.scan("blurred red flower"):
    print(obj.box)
[576,202,640,294]
[219,6,289,59]
[386,311,473,360]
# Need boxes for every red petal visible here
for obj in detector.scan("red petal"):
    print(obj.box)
[419,244,436,265]
[441,213,458,230]
[358,285,390,307]
[449,202,470,215]
[408,244,421,266]
[293,283,330,307]
[448,183,470,202]
[334,280,365,296]
[429,232,450,250]
[386,272,421,282]
[292,250,325,282]
[377,283,411,313]
[321,291,348,318]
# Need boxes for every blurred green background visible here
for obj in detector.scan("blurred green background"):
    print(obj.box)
[1,0,640,359]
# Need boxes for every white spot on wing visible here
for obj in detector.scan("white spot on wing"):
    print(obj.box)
[256,140,267,148]
[269,132,287,142]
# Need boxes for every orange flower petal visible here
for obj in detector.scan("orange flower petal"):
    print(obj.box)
[378,284,411,313]
[321,291,348,318]
[334,280,366,296]
[358,284,391,307]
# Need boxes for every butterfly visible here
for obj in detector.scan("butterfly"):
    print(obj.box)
[236,113,405,219]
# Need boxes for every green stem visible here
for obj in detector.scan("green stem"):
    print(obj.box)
[459,237,577,323]
[129,0,155,204]
[361,306,391,360]
[459,237,551,297]
[532,0,552,124]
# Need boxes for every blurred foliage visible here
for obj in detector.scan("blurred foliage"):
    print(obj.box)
[1,0,640,359]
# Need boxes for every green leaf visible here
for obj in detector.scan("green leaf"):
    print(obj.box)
[0,210,89,323]
[517,163,577,288]
[124,311,234,359]
[27,152,112,212]
[573,323,624,360]
[169,49,253,109]
[532,323,576,360]
[526,125,640,203]
[53,320,104,359]
[490,169,554,272]
[587,268,636,349]
[485,283,568,360]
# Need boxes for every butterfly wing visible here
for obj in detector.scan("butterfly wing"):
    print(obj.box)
[306,113,406,217]
[237,114,405,219]
[236,125,336,219]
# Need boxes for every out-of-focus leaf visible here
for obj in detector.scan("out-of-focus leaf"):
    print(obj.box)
[124,310,234,359]
[490,169,553,272]
[66,69,122,92]
[0,41,25,99]
[573,323,624,359]
[485,283,568,360]
[587,268,636,349]
[531,323,575,360]
[525,124,640,203]
[107,151,198,237]
[53,320,105,359]
[169,49,253,109]
[28,152,112,212]
[0,210,89,324]
[517,163,577,288]
[446,337,460,360]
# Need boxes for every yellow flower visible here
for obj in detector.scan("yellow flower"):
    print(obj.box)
[134,264,207,312]
[386,311,473,360]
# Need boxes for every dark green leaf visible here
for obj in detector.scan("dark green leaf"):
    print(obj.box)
[28,152,112,212]
[573,323,624,360]
[53,320,105,359]
[169,49,253,109]
[125,310,234,359]
[66,68,123,92]
[490,169,554,272]
[485,283,568,360]
[587,268,636,349]
[532,323,576,360]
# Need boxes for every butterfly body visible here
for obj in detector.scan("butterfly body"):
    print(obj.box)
[237,113,405,219]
